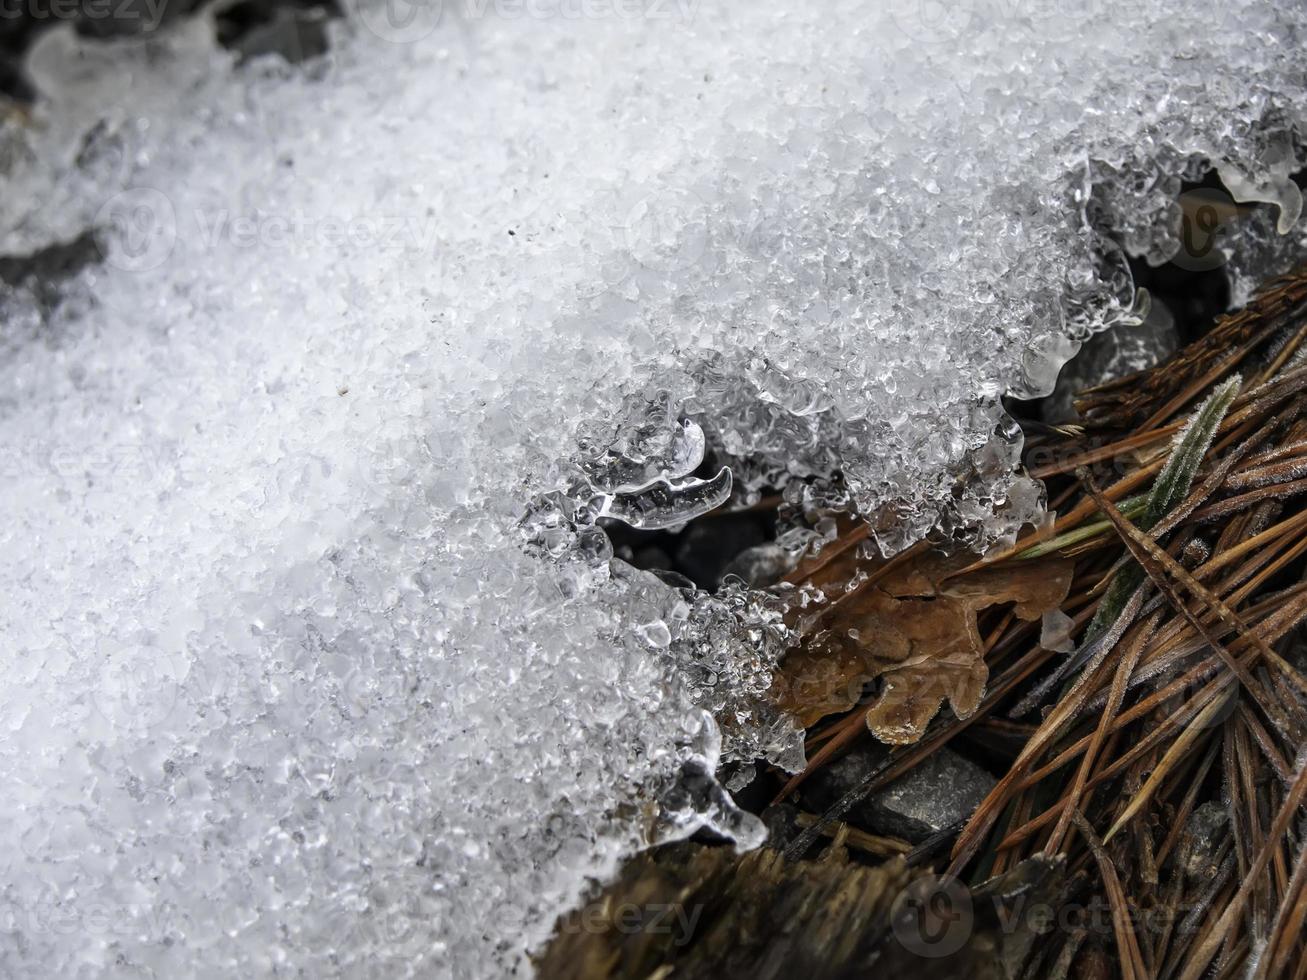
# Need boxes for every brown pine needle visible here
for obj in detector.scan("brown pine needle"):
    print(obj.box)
[1252,832,1307,980]
[1175,752,1307,980]
[1102,682,1232,843]
[1080,474,1293,733]
[1073,809,1149,980]
[1046,610,1158,854]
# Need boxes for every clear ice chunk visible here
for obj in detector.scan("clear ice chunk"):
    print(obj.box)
[601,466,733,531]
[579,405,707,494]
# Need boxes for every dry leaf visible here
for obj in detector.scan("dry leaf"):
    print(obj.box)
[775,554,1073,744]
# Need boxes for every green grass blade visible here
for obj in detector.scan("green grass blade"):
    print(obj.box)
[1086,375,1241,638]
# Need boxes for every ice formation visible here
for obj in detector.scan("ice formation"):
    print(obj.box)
[2,1,1307,976]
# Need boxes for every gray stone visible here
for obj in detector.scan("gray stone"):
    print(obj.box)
[214,0,338,65]
[804,742,997,843]
[1179,801,1228,882]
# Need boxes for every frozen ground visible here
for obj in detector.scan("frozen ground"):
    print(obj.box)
[1,1,1306,976]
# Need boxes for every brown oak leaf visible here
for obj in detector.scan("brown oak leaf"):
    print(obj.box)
[775,553,1073,744]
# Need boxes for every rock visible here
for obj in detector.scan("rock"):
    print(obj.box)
[1178,801,1228,882]
[214,0,339,65]
[803,742,996,844]
[0,0,337,106]
[0,230,100,347]
[0,229,99,304]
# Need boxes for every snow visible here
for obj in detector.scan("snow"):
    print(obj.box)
[1,1,1306,976]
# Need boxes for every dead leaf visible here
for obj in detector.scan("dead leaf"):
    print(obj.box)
[774,554,1073,744]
